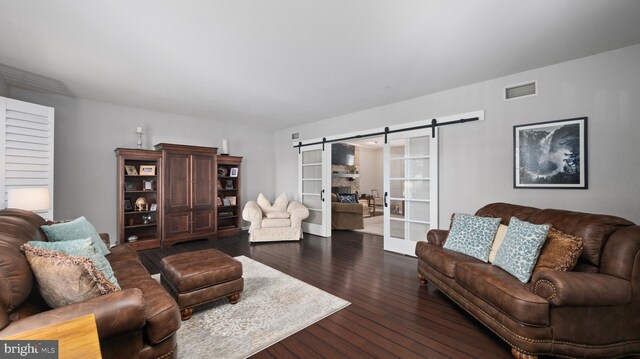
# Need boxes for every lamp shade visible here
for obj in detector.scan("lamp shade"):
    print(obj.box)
[7,188,51,211]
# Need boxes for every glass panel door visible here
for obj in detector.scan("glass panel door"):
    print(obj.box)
[383,130,438,255]
[299,144,331,237]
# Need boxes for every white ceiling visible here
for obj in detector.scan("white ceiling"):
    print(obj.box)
[1,1,639,130]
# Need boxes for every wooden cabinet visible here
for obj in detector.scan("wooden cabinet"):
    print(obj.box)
[115,148,162,250]
[155,143,217,246]
[217,155,243,237]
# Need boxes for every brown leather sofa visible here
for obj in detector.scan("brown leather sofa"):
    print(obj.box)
[331,193,364,230]
[0,209,181,359]
[416,203,640,359]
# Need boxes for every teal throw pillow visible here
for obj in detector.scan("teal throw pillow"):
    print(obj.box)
[28,238,120,288]
[41,216,110,255]
[493,217,550,283]
[443,213,501,262]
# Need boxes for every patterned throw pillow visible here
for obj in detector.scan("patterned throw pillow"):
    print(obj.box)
[257,193,288,214]
[533,228,583,273]
[493,217,550,283]
[443,213,501,262]
[41,216,110,256]
[336,193,357,203]
[21,244,119,308]
[28,238,120,288]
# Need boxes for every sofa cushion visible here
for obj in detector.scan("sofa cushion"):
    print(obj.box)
[534,228,583,273]
[27,239,120,288]
[21,244,119,308]
[456,262,549,326]
[493,217,550,283]
[443,213,501,262]
[41,216,110,256]
[257,193,288,214]
[262,218,291,228]
[332,202,363,214]
[415,241,482,278]
[488,224,508,263]
[527,209,633,267]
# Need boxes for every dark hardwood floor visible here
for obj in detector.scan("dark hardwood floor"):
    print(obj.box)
[139,230,512,358]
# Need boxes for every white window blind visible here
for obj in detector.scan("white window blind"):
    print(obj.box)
[0,97,54,219]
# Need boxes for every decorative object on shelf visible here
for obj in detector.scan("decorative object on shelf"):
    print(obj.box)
[150,203,157,211]
[125,165,138,175]
[143,180,154,191]
[227,196,237,206]
[127,235,138,242]
[221,138,229,155]
[514,117,587,189]
[217,179,223,189]
[217,197,223,206]
[125,182,137,191]
[139,165,156,176]
[135,197,148,211]
[7,187,51,212]
[124,199,133,211]
[128,217,135,226]
[230,168,238,177]
[136,127,144,149]
[223,198,231,206]
[218,167,228,176]
[142,214,152,224]
[225,180,234,189]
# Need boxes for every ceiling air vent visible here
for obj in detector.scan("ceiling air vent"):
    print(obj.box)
[505,81,537,100]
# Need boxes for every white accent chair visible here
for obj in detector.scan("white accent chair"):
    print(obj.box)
[242,193,309,242]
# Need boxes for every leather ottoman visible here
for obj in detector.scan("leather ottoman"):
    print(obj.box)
[160,249,243,320]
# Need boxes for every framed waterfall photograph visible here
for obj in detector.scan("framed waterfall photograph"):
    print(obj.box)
[514,117,587,189]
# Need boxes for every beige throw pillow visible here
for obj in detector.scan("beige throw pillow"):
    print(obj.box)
[257,193,288,214]
[488,224,508,263]
[21,244,119,308]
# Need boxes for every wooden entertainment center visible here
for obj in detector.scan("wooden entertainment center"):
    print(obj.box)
[115,144,243,250]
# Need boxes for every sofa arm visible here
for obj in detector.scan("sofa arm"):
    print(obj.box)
[288,201,310,228]
[0,288,145,340]
[242,201,263,232]
[532,271,631,307]
[427,229,448,246]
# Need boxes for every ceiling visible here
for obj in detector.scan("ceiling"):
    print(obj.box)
[1,1,639,130]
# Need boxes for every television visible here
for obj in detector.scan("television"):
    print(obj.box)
[332,144,355,166]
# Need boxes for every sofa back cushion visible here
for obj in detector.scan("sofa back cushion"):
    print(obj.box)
[475,202,538,225]
[527,209,633,267]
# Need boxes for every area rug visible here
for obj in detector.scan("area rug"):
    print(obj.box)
[354,214,384,236]
[176,256,350,358]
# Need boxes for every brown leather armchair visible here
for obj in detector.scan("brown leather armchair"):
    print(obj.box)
[416,203,640,359]
[0,209,181,359]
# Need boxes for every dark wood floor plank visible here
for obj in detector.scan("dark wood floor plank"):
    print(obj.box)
[138,230,512,358]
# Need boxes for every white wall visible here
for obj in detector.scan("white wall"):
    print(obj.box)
[358,146,383,196]
[8,88,276,240]
[275,44,640,225]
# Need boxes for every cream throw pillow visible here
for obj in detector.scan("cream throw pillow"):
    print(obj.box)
[488,224,508,263]
[257,193,288,214]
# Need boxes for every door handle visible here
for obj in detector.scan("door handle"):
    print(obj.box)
[320,189,325,202]
[384,192,388,207]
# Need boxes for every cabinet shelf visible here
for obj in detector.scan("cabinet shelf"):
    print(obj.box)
[125,190,157,193]
[125,223,157,229]
[125,210,158,215]
[125,175,157,177]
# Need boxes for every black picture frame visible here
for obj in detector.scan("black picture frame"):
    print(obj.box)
[225,180,234,189]
[513,117,588,189]
[124,199,133,211]
[125,182,137,191]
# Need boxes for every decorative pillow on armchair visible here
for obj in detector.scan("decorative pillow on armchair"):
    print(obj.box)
[257,193,288,214]
[21,244,119,308]
[443,213,501,262]
[493,217,550,282]
[336,193,357,203]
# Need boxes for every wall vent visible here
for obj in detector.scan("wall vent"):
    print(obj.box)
[291,132,299,140]
[505,81,537,100]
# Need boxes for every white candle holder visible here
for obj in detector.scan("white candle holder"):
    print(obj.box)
[136,127,143,149]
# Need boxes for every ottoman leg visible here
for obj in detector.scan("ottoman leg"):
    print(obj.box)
[180,308,193,321]
[228,293,240,304]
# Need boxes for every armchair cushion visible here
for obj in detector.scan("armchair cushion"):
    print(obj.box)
[257,193,288,214]
[266,212,290,219]
[262,218,291,228]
